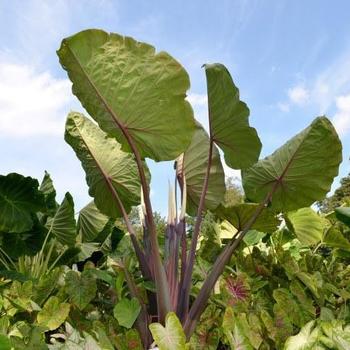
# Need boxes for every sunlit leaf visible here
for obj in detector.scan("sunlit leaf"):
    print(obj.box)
[58,29,195,161]
[205,63,261,169]
[243,117,342,211]
[65,112,145,218]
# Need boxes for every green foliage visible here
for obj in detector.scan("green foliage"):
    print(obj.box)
[205,63,261,169]
[149,312,188,350]
[65,112,144,218]
[243,117,342,211]
[46,192,76,246]
[37,296,70,330]
[0,173,45,233]
[1,27,348,350]
[113,298,141,328]
[180,123,225,214]
[318,173,350,213]
[65,270,97,310]
[57,29,195,161]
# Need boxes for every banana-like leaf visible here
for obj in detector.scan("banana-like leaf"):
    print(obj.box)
[242,117,342,212]
[65,112,145,218]
[205,63,261,169]
[58,29,195,161]
[285,208,326,246]
[218,203,279,233]
[178,123,225,215]
[46,192,76,246]
[0,173,45,233]
[77,201,110,242]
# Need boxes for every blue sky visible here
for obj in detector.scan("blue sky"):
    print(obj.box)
[1,0,350,215]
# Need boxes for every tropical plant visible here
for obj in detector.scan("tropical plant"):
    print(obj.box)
[0,28,347,350]
[54,28,343,349]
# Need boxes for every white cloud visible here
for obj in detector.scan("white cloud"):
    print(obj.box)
[332,94,350,136]
[287,85,310,106]
[277,102,290,113]
[0,61,73,137]
[187,93,207,107]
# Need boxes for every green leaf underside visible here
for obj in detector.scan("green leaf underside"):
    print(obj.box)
[286,208,325,246]
[205,63,261,169]
[149,312,186,350]
[113,298,141,329]
[37,296,70,331]
[219,203,279,233]
[58,29,196,161]
[78,201,110,242]
[0,173,45,233]
[180,123,225,215]
[65,112,144,218]
[46,192,76,246]
[243,117,342,212]
[65,270,97,310]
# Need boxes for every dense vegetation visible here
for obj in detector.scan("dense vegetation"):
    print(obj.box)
[0,29,349,349]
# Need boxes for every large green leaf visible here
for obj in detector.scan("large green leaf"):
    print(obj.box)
[37,296,70,331]
[65,270,97,310]
[113,297,141,329]
[0,173,45,233]
[243,117,342,212]
[149,312,187,350]
[46,192,76,246]
[178,123,225,215]
[58,29,195,161]
[335,207,350,227]
[39,171,57,214]
[0,217,46,258]
[286,208,325,246]
[77,201,110,242]
[218,203,279,233]
[65,112,144,218]
[205,63,261,169]
[322,225,350,251]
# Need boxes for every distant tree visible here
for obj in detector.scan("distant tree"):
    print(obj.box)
[224,176,243,206]
[318,173,350,213]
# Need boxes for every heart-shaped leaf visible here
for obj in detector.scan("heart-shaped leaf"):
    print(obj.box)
[65,112,145,218]
[65,270,97,310]
[37,296,70,331]
[149,312,187,350]
[243,117,342,212]
[58,29,195,161]
[113,298,141,329]
[205,63,261,169]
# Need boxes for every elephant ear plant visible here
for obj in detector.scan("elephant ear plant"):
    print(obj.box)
[57,29,342,348]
